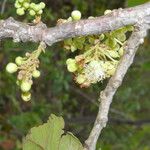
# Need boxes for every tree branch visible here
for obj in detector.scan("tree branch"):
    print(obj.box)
[70,86,131,119]
[84,23,149,150]
[0,2,150,45]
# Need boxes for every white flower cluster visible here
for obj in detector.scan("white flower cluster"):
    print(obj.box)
[61,10,134,87]
[84,61,105,84]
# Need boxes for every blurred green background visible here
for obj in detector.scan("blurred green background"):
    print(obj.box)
[0,0,150,150]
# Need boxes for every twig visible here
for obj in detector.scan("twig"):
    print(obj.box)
[66,116,150,126]
[84,23,149,150]
[70,86,131,119]
[0,2,150,44]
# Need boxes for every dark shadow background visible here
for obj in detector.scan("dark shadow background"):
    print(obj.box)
[0,0,150,149]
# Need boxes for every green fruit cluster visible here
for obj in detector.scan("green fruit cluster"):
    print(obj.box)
[6,43,44,101]
[59,10,134,87]
[15,0,45,17]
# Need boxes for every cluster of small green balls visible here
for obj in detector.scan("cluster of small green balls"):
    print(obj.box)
[61,10,134,87]
[15,0,45,17]
[6,53,41,101]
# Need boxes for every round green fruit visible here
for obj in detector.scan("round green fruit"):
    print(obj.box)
[21,92,31,102]
[15,56,23,65]
[29,9,36,16]
[67,64,77,72]
[23,2,30,9]
[76,75,85,84]
[32,70,41,78]
[66,58,76,65]
[33,5,41,11]
[14,2,21,8]
[71,10,81,20]
[16,8,25,16]
[39,2,46,9]
[21,81,31,92]
[37,10,43,15]
[67,17,73,22]
[104,9,112,15]
[88,16,94,19]
[30,3,36,9]
[6,63,18,74]
[18,0,24,3]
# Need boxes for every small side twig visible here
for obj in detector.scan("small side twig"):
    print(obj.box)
[84,23,149,150]
[70,86,131,119]
[66,116,150,126]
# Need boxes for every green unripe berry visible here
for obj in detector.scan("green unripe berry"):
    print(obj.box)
[32,70,40,78]
[66,58,76,65]
[39,2,46,9]
[37,10,43,15]
[67,17,73,22]
[29,10,36,16]
[16,8,25,16]
[33,5,41,11]
[71,10,81,20]
[66,59,77,72]
[21,92,31,102]
[76,75,85,84]
[30,3,36,9]
[21,81,31,92]
[104,9,112,15]
[6,63,18,74]
[14,2,21,8]
[23,2,30,9]
[18,0,24,3]
[67,64,77,72]
[88,16,94,19]
[15,56,23,66]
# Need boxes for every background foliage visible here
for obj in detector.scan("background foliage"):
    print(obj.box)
[0,0,150,150]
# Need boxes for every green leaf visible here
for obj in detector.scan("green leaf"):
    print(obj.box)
[59,132,83,150]
[127,0,149,7]
[23,114,83,150]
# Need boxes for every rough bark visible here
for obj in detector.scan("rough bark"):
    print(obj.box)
[0,2,150,45]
